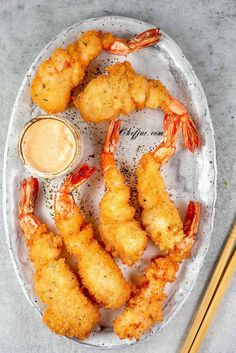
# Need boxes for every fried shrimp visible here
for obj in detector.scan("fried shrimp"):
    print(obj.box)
[99,120,147,266]
[137,114,190,252]
[54,164,131,309]
[75,61,200,153]
[30,29,160,113]
[19,177,100,339]
[114,201,201,340]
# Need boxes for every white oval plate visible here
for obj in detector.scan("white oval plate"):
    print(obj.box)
[3,16,217,348]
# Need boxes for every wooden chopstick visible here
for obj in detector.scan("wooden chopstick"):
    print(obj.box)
[189,249,236,352]
[181,223,236,353]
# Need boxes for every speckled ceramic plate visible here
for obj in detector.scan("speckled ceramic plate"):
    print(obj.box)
[3,16,217,348]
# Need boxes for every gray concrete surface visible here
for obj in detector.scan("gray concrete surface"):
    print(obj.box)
[0,0,236,352]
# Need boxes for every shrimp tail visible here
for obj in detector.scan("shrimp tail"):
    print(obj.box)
[181,201,201,258]
[19,177,41,242]
[183,201,201,237]
[55,164,96,218]
[170,201,201,260]
[106,28,160,55]
[167,97,200,153]
[181,115,201,153]
[60,164,96,194]
[152,114,178,166]
[101,120,122,174]
[19,177,38,215]
[128,28,161,51]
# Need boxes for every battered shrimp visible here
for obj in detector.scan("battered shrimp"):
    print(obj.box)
[137,114,188,252]
[54,164,131,309]
[114,201,201,340]
[99,120,147,266]
[19,177,100,339]
[75,61,200,153]
[31,29,160,113]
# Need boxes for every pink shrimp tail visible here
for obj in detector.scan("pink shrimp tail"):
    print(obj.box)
[128,28,161,51]
[101,120,121,174]
[152,114,178,166]
[106,28,160,55]
[181,116,201,153]
[103,120,121,154]
[183,202,201,237]
[60,164,96,193]
[167,97,201,153]
[19,177,38,216]
[163,113,179,143]
[19,177,41,242]
[55,164,96,218]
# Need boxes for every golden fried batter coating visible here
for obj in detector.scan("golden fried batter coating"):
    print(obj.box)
[19,176,100,340]
[100,166,147,266]
[31,29,161,113]
[113,257,177,340]
[31,28,161,114]
[29,226,100,339]
[55,206,131,309]
[137,153,184,251]
[30,31,117,113]
[35,257,99,338]
[114,202,200,340]
[76,60,200,154]
[75,61,171,122]
[29,225,62,270]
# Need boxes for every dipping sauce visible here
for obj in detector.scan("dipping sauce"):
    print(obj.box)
[18,116,82,177]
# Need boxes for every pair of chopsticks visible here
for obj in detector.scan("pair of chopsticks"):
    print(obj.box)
[181,223,236,353]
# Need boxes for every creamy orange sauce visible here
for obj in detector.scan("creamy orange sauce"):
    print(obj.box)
[21,118,77,174]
